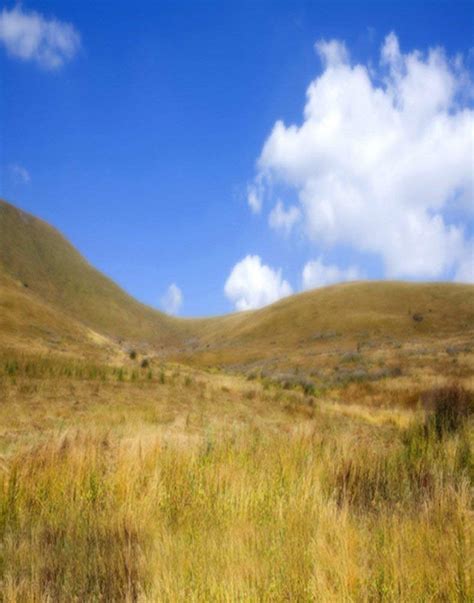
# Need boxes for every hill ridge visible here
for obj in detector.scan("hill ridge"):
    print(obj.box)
[1,198,473,368]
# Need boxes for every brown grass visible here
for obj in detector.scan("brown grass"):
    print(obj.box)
[0,352,472,601]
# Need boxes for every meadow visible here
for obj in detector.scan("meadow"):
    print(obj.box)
[0,349,472,602]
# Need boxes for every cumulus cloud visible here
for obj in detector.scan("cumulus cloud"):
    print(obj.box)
[161,283,183,315]
[315,39,349,68]
[302,258,361,290]
[453,243,474,283]
[268,200,301,236]
[8,163,30,183]
[247,177,264,213]
[224,255,292,311]
[0,5,80,69]
[249,33,473,281]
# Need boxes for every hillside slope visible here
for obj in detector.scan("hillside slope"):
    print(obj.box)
[180,280,474,368]
[0,199,188,348]
[0,269,122,360]
[1,199,473,369]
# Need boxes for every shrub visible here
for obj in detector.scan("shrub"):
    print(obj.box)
[333,368,370,385]
[272,373,295,389]
[389,366,402,377]
[141,358,150,369]
[422,385,473,436]
[372,366,402,380]
[301,379,316,396]
[271,373,316,395]
[340,352,362,364]
[5,360,18,376]
[129,350,137,360]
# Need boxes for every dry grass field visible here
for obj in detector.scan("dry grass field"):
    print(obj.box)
[0,347,472,601]
[0,200,473,601]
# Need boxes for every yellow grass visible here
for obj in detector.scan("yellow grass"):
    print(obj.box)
[0,354,472,601]
[1,200,473,600]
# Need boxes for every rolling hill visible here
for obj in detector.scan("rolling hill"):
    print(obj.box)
[0,199,189,351]
[1,198,473,369]
[182,280,474,368]
[1,199,473,601]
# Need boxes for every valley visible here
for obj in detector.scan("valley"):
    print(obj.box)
[0,198,472,600]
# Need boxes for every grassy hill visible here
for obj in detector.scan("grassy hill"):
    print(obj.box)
[0,199,188,349]
[0,198,473,601]
[1,198,473,371]
[0,269,122,360]
[184,280,474,368]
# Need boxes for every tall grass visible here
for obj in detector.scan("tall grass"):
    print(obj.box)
[0,353,162,384]
[0,416,471,601]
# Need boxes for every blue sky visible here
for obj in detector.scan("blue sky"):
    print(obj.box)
[0,1,473,316]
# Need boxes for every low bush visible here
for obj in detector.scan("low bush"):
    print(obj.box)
[422,384,473,436]
[340,352,362,364]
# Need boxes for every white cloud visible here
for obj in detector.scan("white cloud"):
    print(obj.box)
[247,186,261,213]
[268,200,301,236]
[0,6,80,69]
[161,283,183,315]
[247,176,264,213]
[453,242,474,283]
[250,33,473,281]
[224,255,292,311]
[315,39,349,68]
[302,258,361,290]
[8,163,30,183]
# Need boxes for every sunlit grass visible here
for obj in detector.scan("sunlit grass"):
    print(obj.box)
[0,352,472,601]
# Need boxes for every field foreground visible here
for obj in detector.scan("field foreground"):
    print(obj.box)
[0,353,472,602]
